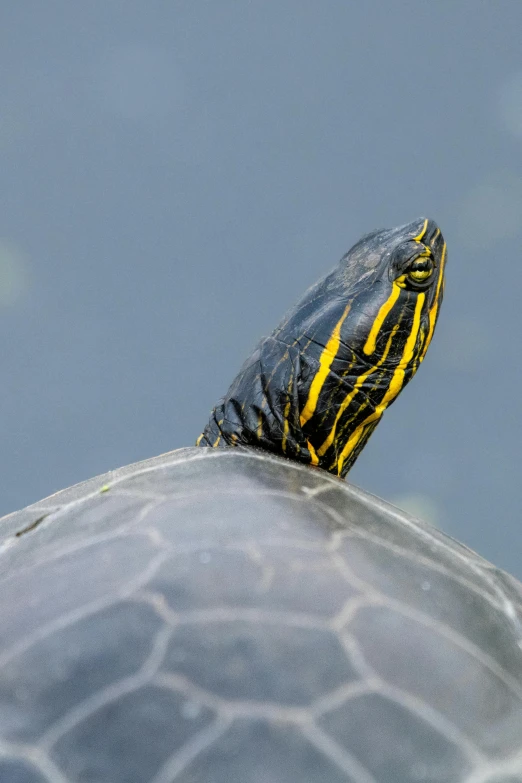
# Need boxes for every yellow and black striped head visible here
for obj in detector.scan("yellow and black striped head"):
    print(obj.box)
[198,217,446,478]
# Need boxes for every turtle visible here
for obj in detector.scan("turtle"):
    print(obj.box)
[0,218,521,783]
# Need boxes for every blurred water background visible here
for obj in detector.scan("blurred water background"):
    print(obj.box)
[1,1,521,577]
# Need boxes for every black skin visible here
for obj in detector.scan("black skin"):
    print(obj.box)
[198,218,446,478]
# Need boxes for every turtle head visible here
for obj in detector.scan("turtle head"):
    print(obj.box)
[332,217,446,364]
[198,217,446,478]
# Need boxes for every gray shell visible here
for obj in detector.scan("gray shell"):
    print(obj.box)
[0,448,521,783]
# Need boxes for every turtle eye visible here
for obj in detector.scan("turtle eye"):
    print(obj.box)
[407,255,434,283]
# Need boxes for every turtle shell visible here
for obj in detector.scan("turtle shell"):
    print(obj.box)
[0,448,521,783]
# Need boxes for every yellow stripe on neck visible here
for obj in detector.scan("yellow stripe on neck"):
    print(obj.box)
[317,323,399,457]
[363,283,401,355]
[299,302,351,427]
[307,440,320,465]
[281,374,294,453]
[419,242,446,363]
[336,292,425,475]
